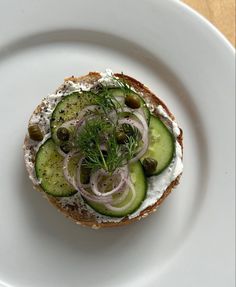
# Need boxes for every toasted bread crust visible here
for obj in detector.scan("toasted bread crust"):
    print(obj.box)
[24,72,183,228]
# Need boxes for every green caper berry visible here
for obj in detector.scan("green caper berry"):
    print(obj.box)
[125,94,141,109]
[57,127,70,141]
[116,131,127,144]
[60,142,72,154]
[28,125,43,141]
[143,157,158,176]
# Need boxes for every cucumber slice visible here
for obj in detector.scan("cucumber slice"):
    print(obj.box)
[35,139,77,197]
[86,161,147,217]
[109,88,150,124]
[141,115,174,175]
[50,92,95,144]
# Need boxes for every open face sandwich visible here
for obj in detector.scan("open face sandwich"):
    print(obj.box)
[23,70,183,228]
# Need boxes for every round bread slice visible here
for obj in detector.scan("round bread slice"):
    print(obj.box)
[24,72,183,228]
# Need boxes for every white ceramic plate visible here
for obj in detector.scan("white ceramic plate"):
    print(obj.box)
[0,0,235,286]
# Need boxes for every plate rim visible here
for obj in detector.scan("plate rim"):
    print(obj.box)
[0,1,235,287]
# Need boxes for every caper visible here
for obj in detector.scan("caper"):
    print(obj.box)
[125,94,141,109]
[142,157,158,176]
[60,142,73,154]
[116,131,127,144]
[28,124,43,141]
[57,127,70,141]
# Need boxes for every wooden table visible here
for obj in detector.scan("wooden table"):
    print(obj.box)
[183,0,235,47]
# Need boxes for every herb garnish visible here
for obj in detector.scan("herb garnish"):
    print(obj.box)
[73,75,141,174]
[76,117,140,173]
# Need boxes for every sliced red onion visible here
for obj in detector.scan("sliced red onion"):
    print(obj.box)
[132,109,149,130]
[63,152,90,190]
[118,111,149,163]
[75,105,100,129]
[119,107,148,132]
[129,110,149,162]
[60,119,80,129]
[77,105,100,119]
[108,110,118,124]
[118,117,144,135]
[90,169,129,204]
[115,95,125,102]
[129,142,148,163]
[90,166,128,197]
[75,157,113,203]
[56,146,67,157]
[114,95,125,106]
[104,179,136,212]
[111,188,129,205]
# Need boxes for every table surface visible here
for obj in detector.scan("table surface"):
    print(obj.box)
[183,0,235,47]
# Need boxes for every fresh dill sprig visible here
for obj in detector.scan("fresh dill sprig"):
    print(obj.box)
[76,116,141,173]
[122,127,141,160]
[76,118,111,171]
[94,88,121,116]
[105,133,124,172]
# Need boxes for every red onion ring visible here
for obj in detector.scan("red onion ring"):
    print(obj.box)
[75,157,113,203]
[90,166,128,197]
[117,112,149,163]
[104,179,136,212]
[75,158,131,205]
[129,110,149,162]
[111,188,130,205]
[75,105,100,129]
[77,105,100,119]
[133,109,149,129]
[115,95,125,104]
[118,117,144,135]
[60,119,80,129]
